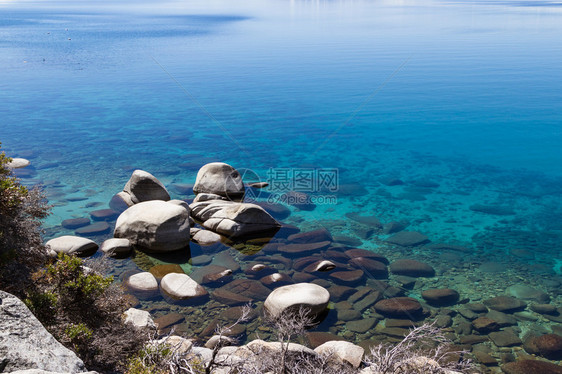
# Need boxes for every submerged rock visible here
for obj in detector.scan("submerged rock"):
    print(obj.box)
[483,296,527,313]
[114,200,190,252]
[193,162,245,199]
[264,283,330,319]
[501,360,562,374]
[389,259,435,277]
[374,297,423,319]
[100,238,132,257]
[123,169,170,203]
[386,231,430,247]
[61,217,90,229]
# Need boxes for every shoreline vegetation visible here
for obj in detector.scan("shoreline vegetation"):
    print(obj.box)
[1,144,561,374]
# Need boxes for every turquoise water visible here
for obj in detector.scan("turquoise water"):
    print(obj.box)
[2,0,562,367]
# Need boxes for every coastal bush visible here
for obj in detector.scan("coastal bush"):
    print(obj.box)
[26,253,147,372]
[0,143,50,295]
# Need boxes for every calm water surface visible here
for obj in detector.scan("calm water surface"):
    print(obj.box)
[1,0,562,365]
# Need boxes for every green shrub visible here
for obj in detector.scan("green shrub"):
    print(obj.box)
[0,142,50,294]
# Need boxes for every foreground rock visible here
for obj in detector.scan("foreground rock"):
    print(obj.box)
[314,341,364,368]
[114,200,190,252]
[193,162,245,199]
[123,169,170,203]
[123,308,156,329]
[191,200,280,239]
[0,290,86,373]
[100,238,132,257]
[45,235,98,257]
[264,283,330,319]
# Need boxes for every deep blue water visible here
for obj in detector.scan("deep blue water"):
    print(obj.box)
[1,0,562,355]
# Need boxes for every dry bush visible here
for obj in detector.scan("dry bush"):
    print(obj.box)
[363,322,476,374]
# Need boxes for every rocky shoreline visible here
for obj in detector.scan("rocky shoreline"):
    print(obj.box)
[13,161,562,373]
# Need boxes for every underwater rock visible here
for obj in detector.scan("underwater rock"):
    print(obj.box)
[306,332,344,348]
[75,221,110,236]
[483,296,527,313]
[190,265,230,284]
[333,235,362,247]
[260,273,294,288]
[389,259,435,277]
[501,360,562,374]
[488,330,522,347]
[148,264,184,280]
[212,251,240,272]
[471,317,499,333]
[244,263,277,278]
[191,254,212,266]
[386,231,429,247]
[421,288,460,306]
[123,169,170,203]
[154,312,185,330]
[100,238,131,257]
[90,208,119,221]
[288,228,332,243]
[193,162,245,199]
[61,217,90,229]
[255,201,291,220]
[345,212,382,228]
[45,235,98,257]
[160,273,207,301]
[530,303,557,315]
[485,310,517,327]
[114,200,190,252]
[344,249,389,264]
[532,334,562,360]
[280,191,316,211]
[374,297,423,319]
[330,269,365,285]
[346,318,377,333]
[304,260,337,272]
[264,283,330,319]
[506,284,550,303]
[279,241,331,255]
[349,257,388,279]
[212,288,252,306]
[469,204,515,216]
[201,268,233,286]
[328,285,356,302]
[219,279,271,301]
[382,221,407,234]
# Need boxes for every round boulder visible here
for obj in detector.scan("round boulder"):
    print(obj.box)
[45,235,98,257]
[114,200,190,252]
[123,169,170,204]
[389,259,435,277]
[264,283,330,319]
[374,297,423,319]
[193,162,245,199]
[421,288,460,306]
[125,272,159,297]
[483,296,527,313]
[6,157,30,169]
[160,273,208,301]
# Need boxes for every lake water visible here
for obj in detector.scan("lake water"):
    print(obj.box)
[1,0,562,369]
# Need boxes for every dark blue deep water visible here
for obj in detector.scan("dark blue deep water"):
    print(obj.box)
[2,0,562,367]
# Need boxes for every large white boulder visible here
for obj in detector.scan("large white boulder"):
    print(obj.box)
[0,291,86,373]
[114,200,190,252]
[45,236,98,257]
[314,341,364,368]
[160,273,208,301]
[123,169,170,204]
[193,162,245,199]
[190,201,280,239]
[263,283,330,319]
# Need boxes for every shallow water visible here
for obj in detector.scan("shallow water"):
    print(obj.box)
[1,0,562,369]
